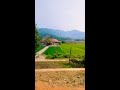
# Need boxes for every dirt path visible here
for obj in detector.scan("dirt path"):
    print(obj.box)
[35,58,68,62]
[35,68,85,72]
[35,54,69,61]
[35,60,68,62]
[35,55,46,61]
[35,45,68,61]
[36,81,85,90]
[35,46,49,57]
[35,46,49,61]
[35,52,69,62]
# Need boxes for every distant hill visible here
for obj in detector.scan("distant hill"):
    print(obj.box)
[37,28,85,41]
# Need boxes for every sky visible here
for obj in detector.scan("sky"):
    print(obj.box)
[35,0,85,32]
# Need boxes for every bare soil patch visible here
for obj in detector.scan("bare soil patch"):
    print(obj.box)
[35,69,85,90]
[36,81,85,90]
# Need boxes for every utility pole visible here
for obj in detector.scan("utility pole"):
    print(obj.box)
[69,47,72,64]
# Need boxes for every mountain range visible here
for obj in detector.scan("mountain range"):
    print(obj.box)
[37,28,85,41]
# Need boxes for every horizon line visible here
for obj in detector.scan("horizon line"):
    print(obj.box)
[37,27,85,32]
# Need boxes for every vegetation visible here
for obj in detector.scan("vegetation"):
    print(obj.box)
[38,28,85,40]
[35,25,41,49]
[42,35,51,45]
[35,61,85,69]
[60,43,85,58]
[43,42,85,60]
[44,46,65,55]
[43,46,67,59]
[35,45,45,54]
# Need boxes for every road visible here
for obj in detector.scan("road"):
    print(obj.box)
[36,46,49,55]
[35,68,85,72]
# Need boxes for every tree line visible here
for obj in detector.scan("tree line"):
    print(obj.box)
[35,25,41,49]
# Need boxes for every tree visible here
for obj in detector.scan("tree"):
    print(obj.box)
[35,25,41,49]
[43,35,51,45]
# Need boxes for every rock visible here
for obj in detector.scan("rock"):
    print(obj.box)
[77,76,80,78]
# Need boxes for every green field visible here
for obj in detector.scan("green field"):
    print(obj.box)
[60,43,85,58]
[43,46,65,55]
[43,42,85,59]
[43,46,66,59]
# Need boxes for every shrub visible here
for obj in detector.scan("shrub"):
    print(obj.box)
[81,55,85,67]
[58,42,62,45]
[71,59,81,63]
[70,58,85,68]
[61,41,65,43]
[77,55,82,59]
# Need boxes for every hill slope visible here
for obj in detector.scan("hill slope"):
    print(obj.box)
[37,28,85,40]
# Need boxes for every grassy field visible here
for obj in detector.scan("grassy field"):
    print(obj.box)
[60,42,85,58]
[35,45,45,53]
[44,42,85,59]
[43,42,85,59]
[43,46,66,59]
[43,46,65,55]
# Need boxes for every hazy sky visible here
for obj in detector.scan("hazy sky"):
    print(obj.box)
[35,0,85,32]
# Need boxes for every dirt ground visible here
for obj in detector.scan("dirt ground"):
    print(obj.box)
[35,54,68,61]
[35,45,85,90]
[35,69,85,90]
[35,81,85,90]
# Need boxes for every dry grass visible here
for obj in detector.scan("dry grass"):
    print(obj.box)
[35,61,83,69]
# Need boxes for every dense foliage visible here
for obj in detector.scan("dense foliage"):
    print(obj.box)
[35,26,41,49]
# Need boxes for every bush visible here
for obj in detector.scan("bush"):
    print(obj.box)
[70,58,85,68]
[58,42,62,45]
[61,41,65,43]
[81,55,85,67]
[71,59,81,63]
[77,55,82,59]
